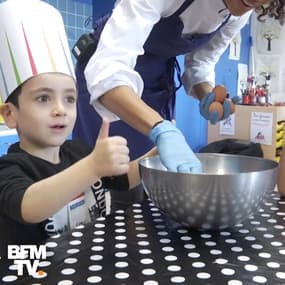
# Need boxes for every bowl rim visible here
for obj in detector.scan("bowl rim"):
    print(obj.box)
[139,153,279,175]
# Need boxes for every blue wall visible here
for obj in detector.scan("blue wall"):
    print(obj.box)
[176,22,251,151]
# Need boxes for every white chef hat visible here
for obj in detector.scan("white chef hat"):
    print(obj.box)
[0,0,75,102]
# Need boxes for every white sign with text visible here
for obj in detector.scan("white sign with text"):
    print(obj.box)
[250,112,273,145]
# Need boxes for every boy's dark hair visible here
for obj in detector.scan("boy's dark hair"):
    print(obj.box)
[257,0,285,25]
[5,84,22,107]
[4,74,76,108]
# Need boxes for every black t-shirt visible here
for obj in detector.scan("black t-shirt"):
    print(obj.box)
[0,140,128,257]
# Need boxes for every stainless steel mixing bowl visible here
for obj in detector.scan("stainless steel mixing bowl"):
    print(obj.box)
[139,153,278,229]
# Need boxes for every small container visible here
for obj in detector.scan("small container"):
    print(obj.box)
[242,95,250,105]
[257,96,266,104]
[249,95,256,105]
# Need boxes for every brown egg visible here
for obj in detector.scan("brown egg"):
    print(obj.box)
[213,85,227,103]
[209,102,223,120]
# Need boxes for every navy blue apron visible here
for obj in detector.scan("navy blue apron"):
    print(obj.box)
[73,0,230,160]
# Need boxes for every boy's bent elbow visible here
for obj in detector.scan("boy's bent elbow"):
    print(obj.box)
[20,188,49,224]
[21,205,46,224]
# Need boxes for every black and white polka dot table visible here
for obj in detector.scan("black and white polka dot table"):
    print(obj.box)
[1,192,285,285]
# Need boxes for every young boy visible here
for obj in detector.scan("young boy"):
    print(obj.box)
[0,0,155,257]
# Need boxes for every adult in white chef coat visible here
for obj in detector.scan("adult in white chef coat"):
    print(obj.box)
[73,0,284,174]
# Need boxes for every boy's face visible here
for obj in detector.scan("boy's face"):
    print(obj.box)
[13,73,77,150]
[224,0,272,16]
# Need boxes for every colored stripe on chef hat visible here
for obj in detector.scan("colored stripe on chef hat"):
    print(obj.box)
[0,0,75,102]
[42,26,57,72]
[22,22,38,76]
[6,31,22,86]
[0,63,9,98]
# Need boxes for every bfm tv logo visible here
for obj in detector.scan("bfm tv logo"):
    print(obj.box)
[8,245,47,276]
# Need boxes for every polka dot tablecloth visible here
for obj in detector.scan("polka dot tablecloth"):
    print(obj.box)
[1,192,285,285]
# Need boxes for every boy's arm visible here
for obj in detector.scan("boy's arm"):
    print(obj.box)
[277,149,285,197]
[128,147,157,189]
[21,119,130,223]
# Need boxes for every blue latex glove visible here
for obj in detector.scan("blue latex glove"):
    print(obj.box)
[149,120,202,173]
[199,92,240,124]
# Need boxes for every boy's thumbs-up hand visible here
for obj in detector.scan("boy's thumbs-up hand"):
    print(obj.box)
[97,116,110,139]
[91,117,130,178]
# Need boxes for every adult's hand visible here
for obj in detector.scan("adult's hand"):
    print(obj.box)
[149,121,202,173]
[199,86,240,124]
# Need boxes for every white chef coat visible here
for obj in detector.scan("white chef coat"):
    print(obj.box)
[84,0,252,121]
